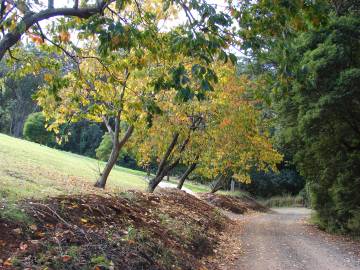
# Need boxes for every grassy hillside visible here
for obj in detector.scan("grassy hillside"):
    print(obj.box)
[0,133,148,202]
[0,134,210,203]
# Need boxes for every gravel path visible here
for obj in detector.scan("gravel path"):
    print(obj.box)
[226,208,360,270]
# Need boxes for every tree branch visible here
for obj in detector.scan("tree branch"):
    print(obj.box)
[102,115,115,141]
[118,124,134,149]
[73,0,79,9]
[177,161,197,189]
[81,55,122,82]
[0,1,114,60]
[156,132,179,177]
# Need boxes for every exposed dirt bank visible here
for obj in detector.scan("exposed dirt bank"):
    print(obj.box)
[200,193,269,214]
[0,189,227,270]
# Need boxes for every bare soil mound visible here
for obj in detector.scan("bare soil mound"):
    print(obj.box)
[0,189,228,270]
[200,193,269,214]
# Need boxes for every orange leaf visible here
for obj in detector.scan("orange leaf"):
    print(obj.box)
[35,231,45,237]
[13,228,22,234]
[62,255,72,262]
[3,258,12,266]
[59,31,70,43]
[29,224,38,231]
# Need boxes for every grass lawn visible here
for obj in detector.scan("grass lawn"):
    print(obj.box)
[0,133,210,204]
[0,133,148,202]
[167,179,210,193]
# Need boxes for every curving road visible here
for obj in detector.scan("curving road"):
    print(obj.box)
[227,208,360,270]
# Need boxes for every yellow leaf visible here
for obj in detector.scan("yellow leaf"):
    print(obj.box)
[80,218,88,223]
[44,73,53,82]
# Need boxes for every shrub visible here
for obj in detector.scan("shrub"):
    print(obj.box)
[23,112,54,146]
[239,168,304,198]
[262,194,305,208]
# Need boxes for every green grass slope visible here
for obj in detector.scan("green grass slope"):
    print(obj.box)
[0,133,147,202]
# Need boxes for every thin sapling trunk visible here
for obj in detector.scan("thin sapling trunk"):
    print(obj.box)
[94,124,134,188]
[94,69,132,188]
[147,133,179,192]
[210,175,225,193]
[177,162,197,190]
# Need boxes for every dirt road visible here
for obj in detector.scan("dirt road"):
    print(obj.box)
[226,208,360,270]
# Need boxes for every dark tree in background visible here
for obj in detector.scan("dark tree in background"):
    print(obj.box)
[60,121,104,158]
[276,15,360,233]
[0,68,40,137]
[23,112,54,145]
[241,167,304,199]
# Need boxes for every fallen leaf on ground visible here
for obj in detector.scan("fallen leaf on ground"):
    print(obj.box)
[61,255,72,262]
[13,228,22,234]
[29,224,37,231]
[80,218,88,223]
[3,258,12,266]
[19,242,28,251]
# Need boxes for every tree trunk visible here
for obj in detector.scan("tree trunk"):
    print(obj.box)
[73,0,79,9]
[146,132,192,193]
[94,125,134,188]
[146,133,179,192]
[147,156,183,192]
[147,172,166,192]
[13,116,25,138]
[156,133,179,176]
[94,145,120,188]
[210,175,225,193]
[177,162,197,190]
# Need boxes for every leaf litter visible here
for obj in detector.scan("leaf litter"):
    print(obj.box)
[0,189,234,270]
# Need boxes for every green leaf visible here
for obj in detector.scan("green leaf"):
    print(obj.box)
[229,53,237,65]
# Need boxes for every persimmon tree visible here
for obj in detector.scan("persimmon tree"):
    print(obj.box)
[32,0,236,189]
[132,90,211,192]
[36,55,137,188]
[133,64,282,193]
[197,66,283,192]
